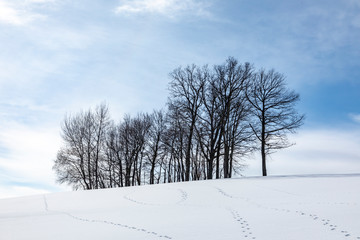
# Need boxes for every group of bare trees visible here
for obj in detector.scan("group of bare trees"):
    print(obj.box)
[53,57,304,190]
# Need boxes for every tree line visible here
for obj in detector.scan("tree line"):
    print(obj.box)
[53,57,304,190]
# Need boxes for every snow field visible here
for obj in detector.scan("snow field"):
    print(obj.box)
[0,174,359,240]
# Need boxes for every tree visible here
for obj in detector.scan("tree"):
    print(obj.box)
[118,113,152,187]
[168,65,207,181]
[246,69,305,176]
[164,102,188,182]
[105,122,124,188]
[53,103,111,189]
[196,57,253,179]
[213,58,253,178]
[54,58,306,189]
[145,110,167,184]
[196,72,222,180]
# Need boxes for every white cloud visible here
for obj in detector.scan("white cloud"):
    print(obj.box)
[25,0,55,3]
[0,185,50,199]
[0,0,34,25]
[349,113,360,124]
[244,128,360,176]
[0,121,67,198]
[0,0,49,25]
[115,0,212,18]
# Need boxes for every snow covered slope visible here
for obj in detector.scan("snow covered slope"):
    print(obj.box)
[1,174,359,240]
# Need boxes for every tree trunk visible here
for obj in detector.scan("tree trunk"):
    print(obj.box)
[223,142,230,178]
[261,109,267,176]
[215,144,221,179]
[206,156,213,180]
[185,122,195,181]
[150,163,155,184]
[261,141,267,176]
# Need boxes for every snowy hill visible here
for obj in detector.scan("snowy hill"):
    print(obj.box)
[1,174,360,240]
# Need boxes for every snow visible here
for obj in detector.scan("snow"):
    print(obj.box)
[1,174,360,240]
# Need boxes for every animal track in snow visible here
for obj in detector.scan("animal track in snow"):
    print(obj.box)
[43,195,172,239]
[123,188,188,206]
[298,201,358,206]
[213,188,256,239]
[123,195,160,206]
[213,186,253,204]
[176,188,188,204]
[213,188,358,239]
[214,187,248,201]
[214,187,237,199]
[268,206,356,238]
[228,209,256,239]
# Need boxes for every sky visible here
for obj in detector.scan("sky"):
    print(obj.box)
[0,0,360,198]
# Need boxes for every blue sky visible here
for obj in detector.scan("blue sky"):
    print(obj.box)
[1,0,360,198]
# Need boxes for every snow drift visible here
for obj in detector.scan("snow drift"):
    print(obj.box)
[1,174,359,240]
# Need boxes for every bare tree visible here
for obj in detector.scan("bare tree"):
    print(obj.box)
[168,65,207,181]
[54,58,306,189]
[213,58,253,178]
[246,69,305,176]
[146,110,167,184]
[117,114,152,187]
[105,122,124,187]
[53,103,111,190]
[195,58,254,179]
[196,73,222,180]
[164,102,187,182]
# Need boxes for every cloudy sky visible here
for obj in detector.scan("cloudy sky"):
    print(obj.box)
[1,0,360,198]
